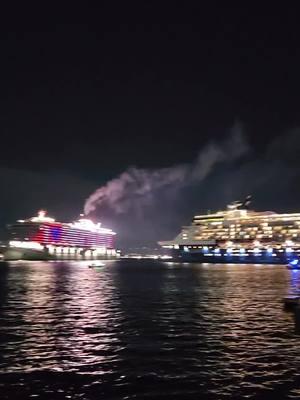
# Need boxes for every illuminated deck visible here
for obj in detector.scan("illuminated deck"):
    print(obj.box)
[159,199,300,263]
[6,211,117,260]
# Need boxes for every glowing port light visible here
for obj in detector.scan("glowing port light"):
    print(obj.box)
[9,241,44,250]
[286,240,294,247]
[70,218,116,235]
[31,210,55,223]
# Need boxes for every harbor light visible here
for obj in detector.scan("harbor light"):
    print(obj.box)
[9,241,44,250]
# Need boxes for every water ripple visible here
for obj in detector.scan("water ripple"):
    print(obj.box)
[0,261,300,399]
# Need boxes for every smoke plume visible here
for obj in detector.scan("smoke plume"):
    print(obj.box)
[84,124,249,216]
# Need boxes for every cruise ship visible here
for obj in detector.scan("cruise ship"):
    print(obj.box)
[159,197,300,264]
[4,210,118,260]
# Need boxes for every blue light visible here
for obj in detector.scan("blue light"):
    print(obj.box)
[203,246,208,253]
[290,259,299,266]
[226,248,232,254]
[240,248,245,254]
[267,247,273,254]
[214,248,220,253]
[51,227,61,242]
[286,247,293,253]
[183,246,189,252]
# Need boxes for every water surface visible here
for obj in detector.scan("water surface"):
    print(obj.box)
[0,261,300,399]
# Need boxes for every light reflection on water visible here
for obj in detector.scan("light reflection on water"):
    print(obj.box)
[0,261,300,399]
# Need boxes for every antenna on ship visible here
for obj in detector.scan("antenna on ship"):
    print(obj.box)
[242,195,252,210]
[227,195,252,211]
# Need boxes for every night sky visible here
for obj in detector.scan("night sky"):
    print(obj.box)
[1,4,300,248]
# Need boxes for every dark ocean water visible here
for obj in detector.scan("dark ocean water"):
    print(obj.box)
[0,261,300,399]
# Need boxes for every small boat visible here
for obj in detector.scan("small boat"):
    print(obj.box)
[88,262,105,269]
[286,259,300,270]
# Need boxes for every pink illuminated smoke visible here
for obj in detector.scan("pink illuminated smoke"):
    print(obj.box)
[84,125,249,215]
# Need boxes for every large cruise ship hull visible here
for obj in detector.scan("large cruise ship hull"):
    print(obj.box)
[3,246,118,261]
[172,246,295,264]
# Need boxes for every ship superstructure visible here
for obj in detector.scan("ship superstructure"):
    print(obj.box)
[5,210,117,260]
[159,197,300,263]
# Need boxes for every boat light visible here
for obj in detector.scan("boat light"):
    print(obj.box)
[9,241,44,250]
[286,240,294,247]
